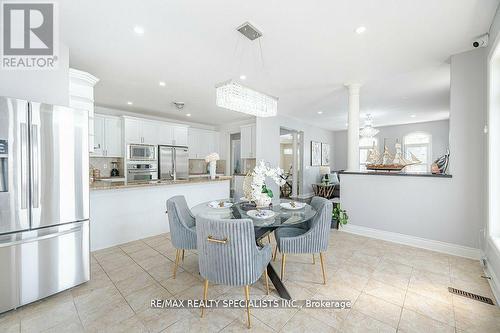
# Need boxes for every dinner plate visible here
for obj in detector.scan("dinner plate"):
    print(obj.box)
[208,201,233,209]
[280,202,306,210]
[247,209,276,220]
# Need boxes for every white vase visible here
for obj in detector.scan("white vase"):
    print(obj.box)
[255,196,272,208]
[209,161,216,180]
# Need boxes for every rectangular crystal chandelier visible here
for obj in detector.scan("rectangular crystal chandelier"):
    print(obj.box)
[216,80,278,117]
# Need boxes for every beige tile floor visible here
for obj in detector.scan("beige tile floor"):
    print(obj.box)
[1,230,499,333]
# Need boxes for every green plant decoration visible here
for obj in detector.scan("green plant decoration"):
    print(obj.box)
[261,185,274,198]
[333,204,349,226]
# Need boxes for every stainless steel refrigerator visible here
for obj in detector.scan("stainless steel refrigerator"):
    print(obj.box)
[158,145,189,180]
[0,97,90,314]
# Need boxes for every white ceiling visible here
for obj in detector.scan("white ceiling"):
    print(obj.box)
[60,0,498,131]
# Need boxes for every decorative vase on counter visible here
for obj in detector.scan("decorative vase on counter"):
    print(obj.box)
[205,153,220,180]
[209,161,216,180]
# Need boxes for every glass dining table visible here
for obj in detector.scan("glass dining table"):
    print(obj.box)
[191,198,317,299]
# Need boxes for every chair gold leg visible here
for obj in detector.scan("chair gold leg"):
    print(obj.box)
[173,249,180,279]
[312,254,315,265]
[181,249,185,261]
[273,246,278,261]
[281,253,286,281]
[264,268,270,295]
[201,279,209,318]
[244,285,251,328]
[319,252,326,285]
[267,234,271,243]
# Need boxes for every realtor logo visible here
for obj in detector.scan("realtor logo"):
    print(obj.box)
[1,2,58,69]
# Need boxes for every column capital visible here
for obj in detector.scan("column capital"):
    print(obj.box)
[344,82,363,92]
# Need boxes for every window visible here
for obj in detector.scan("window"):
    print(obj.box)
[403,132,432,173]
[359,137,378,171]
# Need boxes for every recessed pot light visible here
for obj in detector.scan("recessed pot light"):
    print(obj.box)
[159,81,166,87]
[133,25,145,35]
[317,111,323,114]
[239,75,247,80]
[127,101,133,105]
[186,113,191,117]
[355,26,366,34]
[410,114,416,118]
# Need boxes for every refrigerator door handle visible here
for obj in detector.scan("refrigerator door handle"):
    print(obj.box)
[173,148,176,181]
[20,123,28,210]
[0,228,78,248]
[30,124,40,208]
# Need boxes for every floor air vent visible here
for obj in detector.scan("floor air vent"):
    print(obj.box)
[448,287,495,305]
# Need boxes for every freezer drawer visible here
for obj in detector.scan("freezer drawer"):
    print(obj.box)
[0,220,90,313]
[0,242,17,313]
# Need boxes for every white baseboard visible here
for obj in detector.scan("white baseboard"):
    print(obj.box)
[341,224,481,260]
[297,192,314,199]
[485,236,500,304]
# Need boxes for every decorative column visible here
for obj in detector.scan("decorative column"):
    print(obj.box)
[345,83,362,171]
[292,131,298,198]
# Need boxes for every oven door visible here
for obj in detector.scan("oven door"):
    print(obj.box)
[127,170,157,182]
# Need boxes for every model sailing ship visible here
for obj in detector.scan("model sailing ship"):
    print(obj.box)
[365,140,421,171]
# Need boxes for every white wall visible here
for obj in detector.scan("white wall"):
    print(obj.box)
[340,174,478,258]
[333,120,450,170]
[255,114,335,198]
[0,44,69,106]
[486,4,500,302]
[340,49,486,255]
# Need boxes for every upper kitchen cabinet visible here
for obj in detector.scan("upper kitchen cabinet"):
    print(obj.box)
[240,124,256,158]
[188,128,220,159]
[172,126,188,146]
[91,114,123,157]
[141,121,160,144]
[69,69,99,153]
[123,117,188,146]
[123,118,142,143]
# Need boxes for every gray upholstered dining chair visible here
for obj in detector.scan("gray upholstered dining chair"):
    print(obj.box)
[166,195,197,278]
[274,196,332,284]
[196,215,272,329]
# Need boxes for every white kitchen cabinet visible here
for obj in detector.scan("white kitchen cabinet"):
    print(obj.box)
[123,117,189,146]
[187,128,220,159]
[91,115,123,157]
[158,124,173,145]
[240,124,256,158]
[92,116,104,156]
[104,117,122,157]
[173,126,188,146]
[124,118,143,144]
[141,121,160,144]
[69,68,99,153]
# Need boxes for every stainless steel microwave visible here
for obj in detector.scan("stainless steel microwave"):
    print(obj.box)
[128,144,157,161]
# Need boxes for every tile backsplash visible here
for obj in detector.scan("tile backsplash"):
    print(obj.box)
[189,159,225,174]
[90,157,124,178]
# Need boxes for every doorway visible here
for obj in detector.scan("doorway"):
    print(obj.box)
[279,127,303,198]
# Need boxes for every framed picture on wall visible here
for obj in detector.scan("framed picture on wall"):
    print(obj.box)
[321,143,330,166]
[311,141,321,166]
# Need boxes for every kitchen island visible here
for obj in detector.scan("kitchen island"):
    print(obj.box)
[90,177,231,251]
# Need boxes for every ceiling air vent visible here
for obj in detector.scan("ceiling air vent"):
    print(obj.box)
[237,22,262,41]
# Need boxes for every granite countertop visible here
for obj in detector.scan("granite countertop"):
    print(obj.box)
[90,176,232,191]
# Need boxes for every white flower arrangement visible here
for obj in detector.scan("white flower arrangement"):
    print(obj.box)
[250,161,286,207]
[205,153,220,163]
